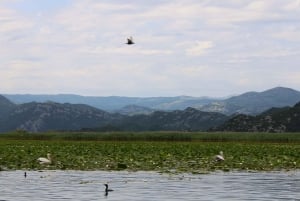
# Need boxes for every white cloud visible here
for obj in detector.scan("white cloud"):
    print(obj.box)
[272,28,300,42]
[1,0,300,96]
[284,0,300,11]
[80,46,172,56]
[185,41,214,56]
[0,7,32,33]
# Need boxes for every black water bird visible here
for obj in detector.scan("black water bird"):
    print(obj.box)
[126,36,134,45]
[104,183,114,196]
[24,172,27,178]
[104,184,114,192]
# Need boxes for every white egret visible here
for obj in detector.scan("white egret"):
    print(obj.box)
[215,151,225,162]
[37,153,52,165]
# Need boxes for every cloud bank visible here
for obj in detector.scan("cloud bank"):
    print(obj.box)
[1,0,300,97]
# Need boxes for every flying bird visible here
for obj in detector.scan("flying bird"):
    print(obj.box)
[215,151,225,162]
[37,153,52,165]
[126,36,134,45]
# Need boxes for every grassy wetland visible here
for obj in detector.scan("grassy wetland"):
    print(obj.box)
[0,131,299,173]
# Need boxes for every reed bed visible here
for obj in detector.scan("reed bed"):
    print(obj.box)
[0,138,299,172]
[1,131,300,143]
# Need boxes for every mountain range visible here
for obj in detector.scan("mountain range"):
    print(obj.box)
[4,87,300,115]
[0,95,228,132]
[1,87,300,132]
[0,98,123,132]
[200,87,300,115]
[216,102,300,132]
[110,107,228,132]
[4,94,218,112]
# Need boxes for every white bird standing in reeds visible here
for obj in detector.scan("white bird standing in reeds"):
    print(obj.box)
[215,151,225,162]
[37,153,52,165]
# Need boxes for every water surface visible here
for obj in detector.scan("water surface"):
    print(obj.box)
[0,170,299,200]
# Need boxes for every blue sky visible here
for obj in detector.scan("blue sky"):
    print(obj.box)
[1,0,300,97]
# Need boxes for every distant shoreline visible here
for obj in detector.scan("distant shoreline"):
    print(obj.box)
[1,131,300,143]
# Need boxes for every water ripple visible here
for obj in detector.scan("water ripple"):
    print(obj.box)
[0,170,299,201]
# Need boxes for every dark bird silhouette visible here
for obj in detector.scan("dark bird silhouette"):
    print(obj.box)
[104,183,114,196]
[24,172,27,178]
[126,36,134,45]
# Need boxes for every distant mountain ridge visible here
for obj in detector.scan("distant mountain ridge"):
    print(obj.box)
[0,96,15,118]
[3,94,220,112]
[1,87,300,132]
[4,87,300,115]
[200,87,300,115]
[0,98,123,132]
[115,105,155,116]
[0,96,228,132]
[216,102,300,132]
[112,107,228,131]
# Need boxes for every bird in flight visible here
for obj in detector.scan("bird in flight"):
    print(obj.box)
[126,36,134,45]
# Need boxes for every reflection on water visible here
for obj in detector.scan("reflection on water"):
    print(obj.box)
[0,170,299,201]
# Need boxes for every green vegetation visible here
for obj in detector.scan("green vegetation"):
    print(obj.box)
[0,132,299,172]
[1,131,300,142]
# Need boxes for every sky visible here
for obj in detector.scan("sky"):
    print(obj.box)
[1,0,300,97]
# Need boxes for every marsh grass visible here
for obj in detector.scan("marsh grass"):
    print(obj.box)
[1,131,300,142]
[0,139,299,172]
[0,131,299,172]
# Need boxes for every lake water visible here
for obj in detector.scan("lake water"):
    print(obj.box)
[0,170,299,201]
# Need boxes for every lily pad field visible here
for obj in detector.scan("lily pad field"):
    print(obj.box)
[0,132,299,172]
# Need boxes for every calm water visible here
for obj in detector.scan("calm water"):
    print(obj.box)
[0,170,299,201]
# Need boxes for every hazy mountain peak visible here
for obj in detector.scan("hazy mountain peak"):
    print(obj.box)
[200,87,300,115]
